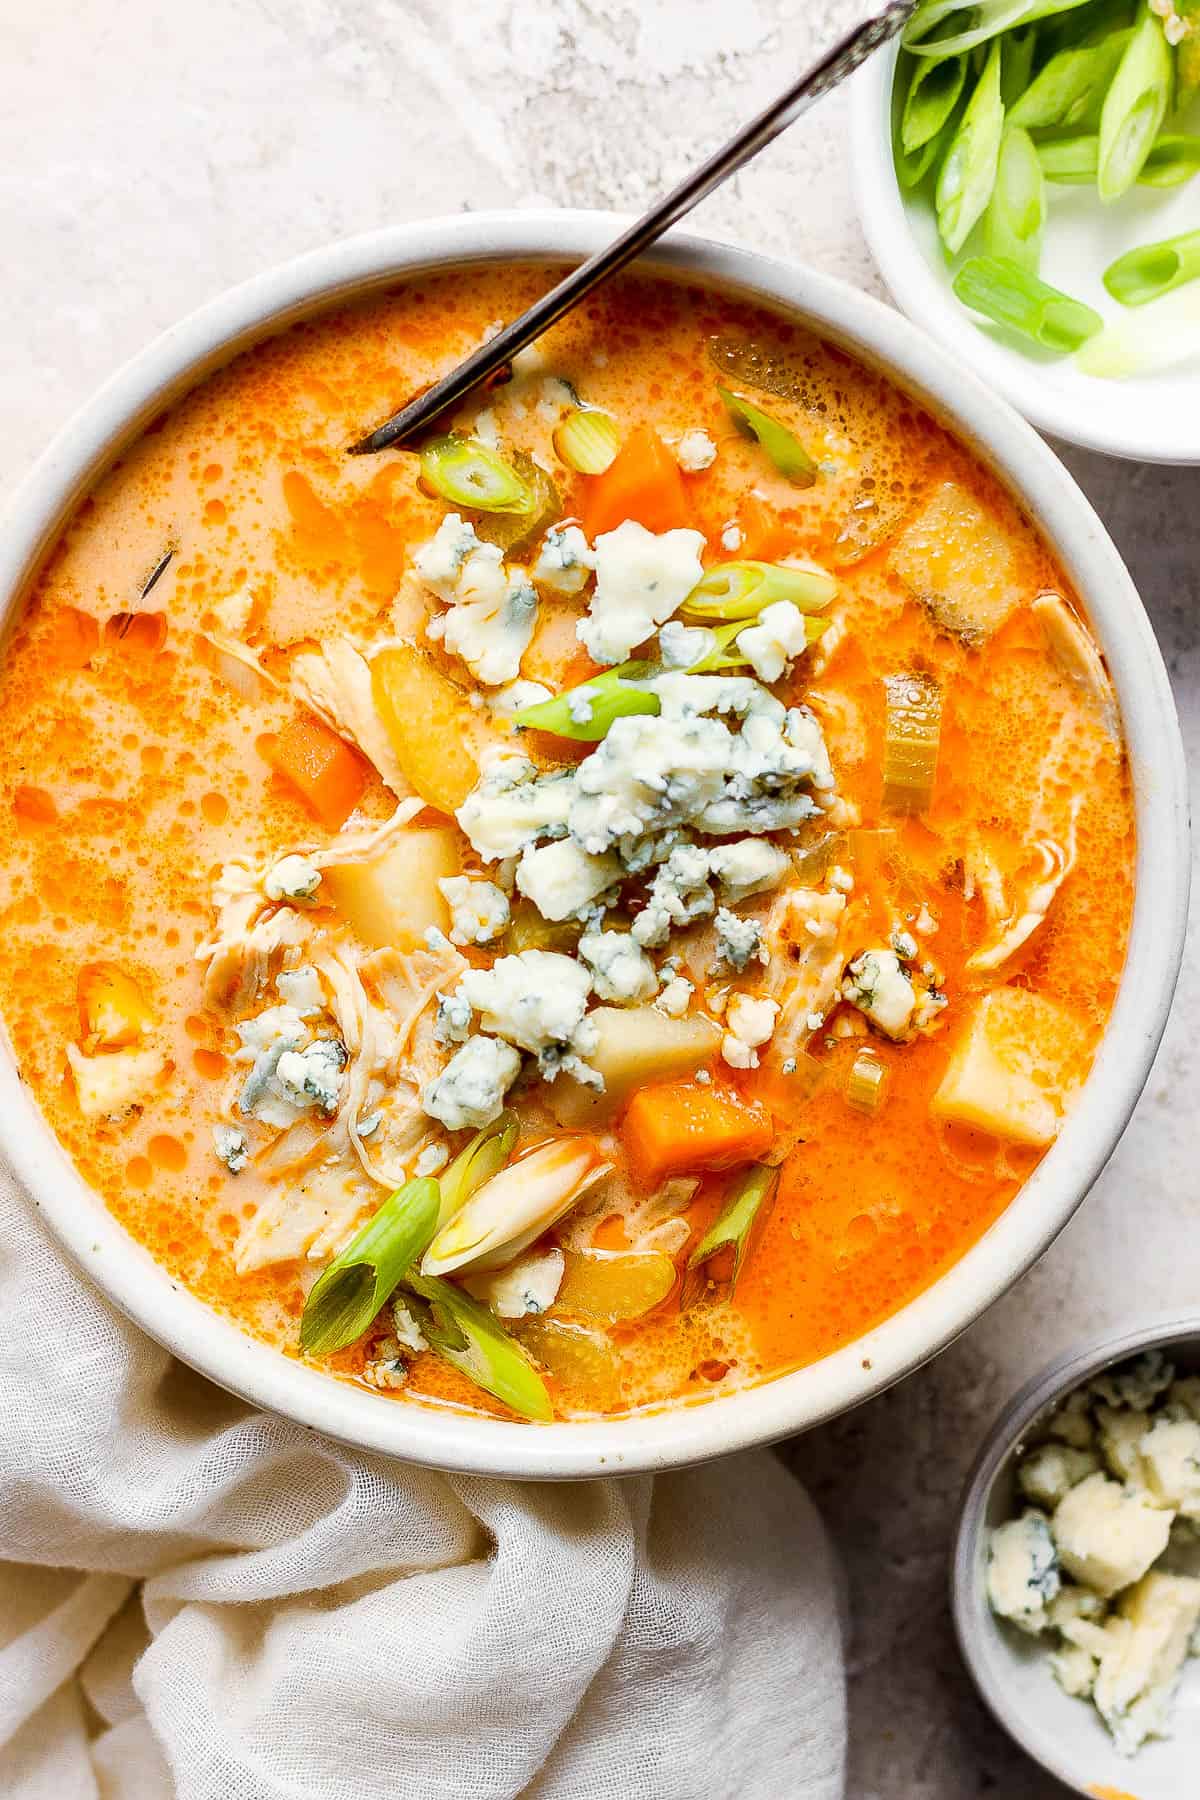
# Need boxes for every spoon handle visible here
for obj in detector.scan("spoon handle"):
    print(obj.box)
[350,2,915,455]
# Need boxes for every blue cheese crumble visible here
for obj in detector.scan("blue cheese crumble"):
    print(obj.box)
[415,513,539,686]
[579,520,706,665]
[439,874,511,946]
[422,1033,522,1130]
[714,907,766,972]
[452,949,596,1078]
[578,926,658,1004]
[265,855,322,903]
[533,525,595,597]
[213,1123,250,1174]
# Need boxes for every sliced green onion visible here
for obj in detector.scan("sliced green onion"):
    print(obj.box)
[553,409,621,475]
[419,435,537,514]
[1104,229,1200,305]
[984,126,1046,273]
[404,1273,552,1421]
[1097,4,1172,202]
[1180,34,1200,104]
[936,39,1006,256]
[1139,134,1200,187]
[904,0,1092,60]
[437,1108,520,1229]
[902,45,970,153]
[1008,30,1133,130]
[717,388,818,486]
[1001,26,1038,106]
[300,1177,439,1357]
[682,1164,778,1308]
[882,672,943,816]
[1035,132,1101,182]
[847,1050,888,1114]
[471,452,559,553]
[685,614,828,673]
[680,559,836,624]
[952,256,1104,351]
[513,661,659,741]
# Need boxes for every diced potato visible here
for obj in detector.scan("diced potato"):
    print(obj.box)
[76,961,154,1050]
[890,481,1021,644]
[547,1006,721,1127]
[66,1043,166,1120]
[322,829,458,950]
[931,986,1089,1148]
[557,1249,677,1321]
[514,1316,618,1412]
[371,643,503,814]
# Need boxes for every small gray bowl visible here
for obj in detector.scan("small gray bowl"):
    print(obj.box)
[954,1316,1200,1799]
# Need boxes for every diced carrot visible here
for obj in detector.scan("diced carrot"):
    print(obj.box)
[262,710,367,830]
[622,1079,773,1188]
[580,426,693,538]
[735,492,799,561]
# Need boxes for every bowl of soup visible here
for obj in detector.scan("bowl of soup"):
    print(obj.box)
[0,212,1185,1477]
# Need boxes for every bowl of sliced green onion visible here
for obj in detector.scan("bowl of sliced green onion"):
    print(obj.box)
[851,0,1200,461]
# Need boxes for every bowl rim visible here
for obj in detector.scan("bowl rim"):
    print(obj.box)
[0,207,1187,1479]
[849,40,1200,466]
[952,1314,1200,1795]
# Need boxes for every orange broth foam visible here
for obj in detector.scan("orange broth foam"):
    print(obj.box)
[0,265,1133,1419]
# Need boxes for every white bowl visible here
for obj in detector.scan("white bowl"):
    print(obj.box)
[0,211,1187,1478]
[954,1318,1200,1797]
[851,41,1200,463]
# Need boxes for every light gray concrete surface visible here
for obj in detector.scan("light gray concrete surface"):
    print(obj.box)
[3,4,1196,1795]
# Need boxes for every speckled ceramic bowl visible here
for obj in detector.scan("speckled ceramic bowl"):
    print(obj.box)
[0,211,1188,1478]
[954,1318,1200,1798]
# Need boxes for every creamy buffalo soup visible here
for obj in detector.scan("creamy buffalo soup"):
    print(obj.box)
[0,266,1133,1422]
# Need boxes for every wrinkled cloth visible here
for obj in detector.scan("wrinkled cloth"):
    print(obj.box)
[0,1172,846,1799]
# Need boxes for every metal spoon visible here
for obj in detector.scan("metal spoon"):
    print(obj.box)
[349,2,915,455]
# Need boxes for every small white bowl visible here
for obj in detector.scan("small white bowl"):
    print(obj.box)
[954,1319,1200,1798]
[0,211,1188,1478]
[851,41,1200,463]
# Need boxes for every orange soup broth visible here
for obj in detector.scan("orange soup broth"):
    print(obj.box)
[0,264,1134,1417]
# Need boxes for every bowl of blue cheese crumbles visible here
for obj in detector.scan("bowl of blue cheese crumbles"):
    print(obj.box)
[954,1321,1200,1796]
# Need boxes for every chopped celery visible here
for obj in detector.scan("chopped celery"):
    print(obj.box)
[1097,4,1172,201]
[471,451,559,553]
[553,409,621,475]
[936,39,1006,256]
[436,1109,520,1229]
[882,672,943,816]
[902,43,970,153]
[847,1051,888,1114]
[299,1177,440,1356]
[717,388,818,486]
[984,126,1046,273]
[405,1274,552,1421]
[419,435,537,514]
[682,1164,778,1308]
[1104,229,1200,305]
[513,661,658,741]
[952,256,1104,351]
[1008,31,1133,130]
[680,559,837,624]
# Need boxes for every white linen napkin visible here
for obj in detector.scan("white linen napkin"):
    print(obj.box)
[0,1171,846,1799]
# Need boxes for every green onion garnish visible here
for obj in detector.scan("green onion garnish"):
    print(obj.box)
[419,435,537,514]
[513,661,659,741]
[553,408,621,474]
[1035,133,1101,184]
[1103,228,1200,306]
[984,126,1046,274]
[299,1177,440,1357]
[952,256,1104,353]
[1008,30,1133,131]
[680,559,836,624]
[405,1273,552,1421]
[717,388,818,486]
[437,1108,520,1227]
[1139,134,1200,188]
[901,43,969,155]
[682,1164,778,1309]
[904,0,1093,61]
[936,38,1005,256]
[1097,4,1172,202]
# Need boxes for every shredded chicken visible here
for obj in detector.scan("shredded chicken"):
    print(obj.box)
[291,637,414,796]
[234,1163,375,1274]
[966,836,1075,975]
[760,886,848,1055]
[1033,592,1121,745]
